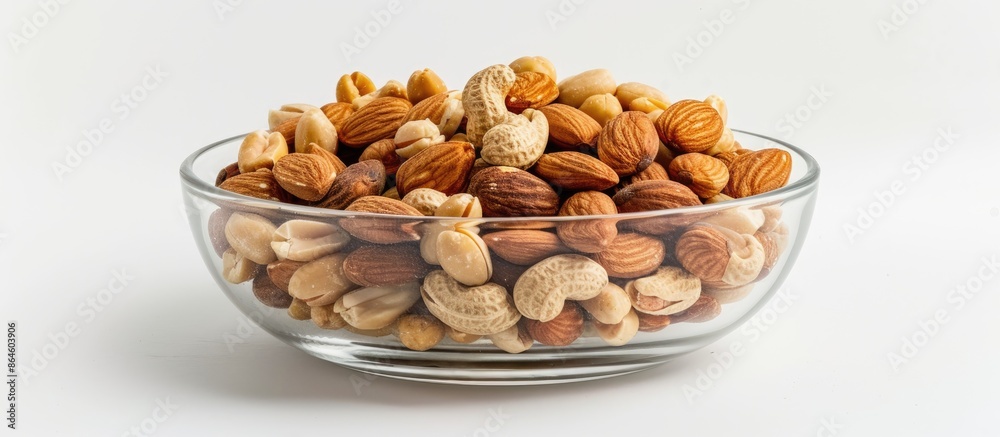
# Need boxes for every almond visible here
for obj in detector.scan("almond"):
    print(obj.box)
[725,148,792,198]
[532,151,619,191]
[267,259,306,293]
[218,168,289,202]
[215,162,240,187]
[597,111,659,177]
[505,71,559,114]
[636,311,672,332]
[537,103,601,149]
[340,196,423,244]
[316,160,386,210]
[655,99,724,153]
[321,101,355,132]
[338,97,412,148]
[403,92,447,124]
[627,161,670,185]
[395,141,476,197]
[272,152,337,202]
[675,224,765,287]
[524,302,584,346]
[271,116,300,149]
[467,166,560,217]
[669,295,721,323]
[311,145,347,174]
[613,180,702,235]
[359,139,401,175]
[590,233,665,278]
[342,244,432,287]
[482,230,569,266]
[556,191,618,253]
[667,153,730,198]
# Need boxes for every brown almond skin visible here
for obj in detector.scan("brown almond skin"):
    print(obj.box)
[613,179,701,212]
[272,116,300,149]
[340,196,423,244]
[525,302,584,346]
[538,104,602,149]
[339,97,412,147]
[216,162,240,187]
[590,233,666,278]
[208,208,233,257]
[267,259,306,293]
[253,271,294,308]
[556,191,619,254]
[636,311,672,332]
[628,162,670,185]
[468,166,560,217]
[668,153,730,198]
[321,102,355,132]
[403,92,448,125]
[218,168,289,203]
[395,141,476,197]
[725,148,792,198]
[597,111,659,177]
[342,244,432,287]
[359,139,401,176]
[675,225,729,282]
[533,151,619,191]
[316,160,386,210]
[482,230,570,266]
[655,100,724,153]
[670,295,722,323]
[505,71,559,114]
[272,153,337,202]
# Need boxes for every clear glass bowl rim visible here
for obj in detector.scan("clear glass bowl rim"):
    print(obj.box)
[179,129,820,221]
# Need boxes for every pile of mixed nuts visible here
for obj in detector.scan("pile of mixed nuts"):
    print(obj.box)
[210,56,793,353]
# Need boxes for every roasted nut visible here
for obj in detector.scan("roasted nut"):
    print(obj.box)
[615,82,669,111]
[360,139,401,175]
[628,161,670,185]
[339,97,413,148]
[215,162,240,187]
[295,108,338,154]
[676,224,765,287]
[272,152,338,202]
[395,314,446,351]
[598,111,659,177]
[557,68,616,108]
[252,271,293,308]
[287,253,357,307]
[594,309,639,346]
[533,151,619,191]
[340,196,422,244]
[225,212,278,265]
[287,298,312,320]
[462,64,517,145]
[725,149,792,198]
[556,191,618,253]
[316,160,386,210]
[525,302,584,346]
[419,193,484,265]
[505,71,559,114]
[629,97,670,114]
[669,295,721,323]
[636,311,671,332]
[343,244,432,287]
[625,266,701,315]
[579,282,631,325]
[612,180,702,237]
[509,55,556,81]
[482,230,569,266]
[336,71,377,103]
[704,94,728,126]
[513,254,608,322]
[219,168,289,202]
[481,108,548,169]
[655,100,724,153]
[401,188,448,216]
[436,227,492,286]
[394,119,446,159]
[382,186,401,200]
[537,103,602,149]
[407,68,448,104]
[311,303,349,330]
[334,282,421,330]
[590,233,665,279]
[703,283,754,304]
[271,220,350,262]
[266,259,305,292]
[395,141,476,197]
[468,166,560,217]
[421,270,521,335]
[321,102,354,132]
[207,208,232,257]
[579,93,623,127]
[696,207,765,235]
[404,91,466,139]
[488,323,533,354]
[222,248,256,284]
[238,130,288,173]
[268,103,316,131]
[703,127,737,156]
[667,153,730,198]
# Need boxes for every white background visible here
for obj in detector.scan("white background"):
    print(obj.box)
[3,0,999,435]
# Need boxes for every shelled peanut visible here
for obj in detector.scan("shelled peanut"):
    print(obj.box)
[211,57,792,353]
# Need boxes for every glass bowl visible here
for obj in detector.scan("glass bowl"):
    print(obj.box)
[179,130,819,385]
